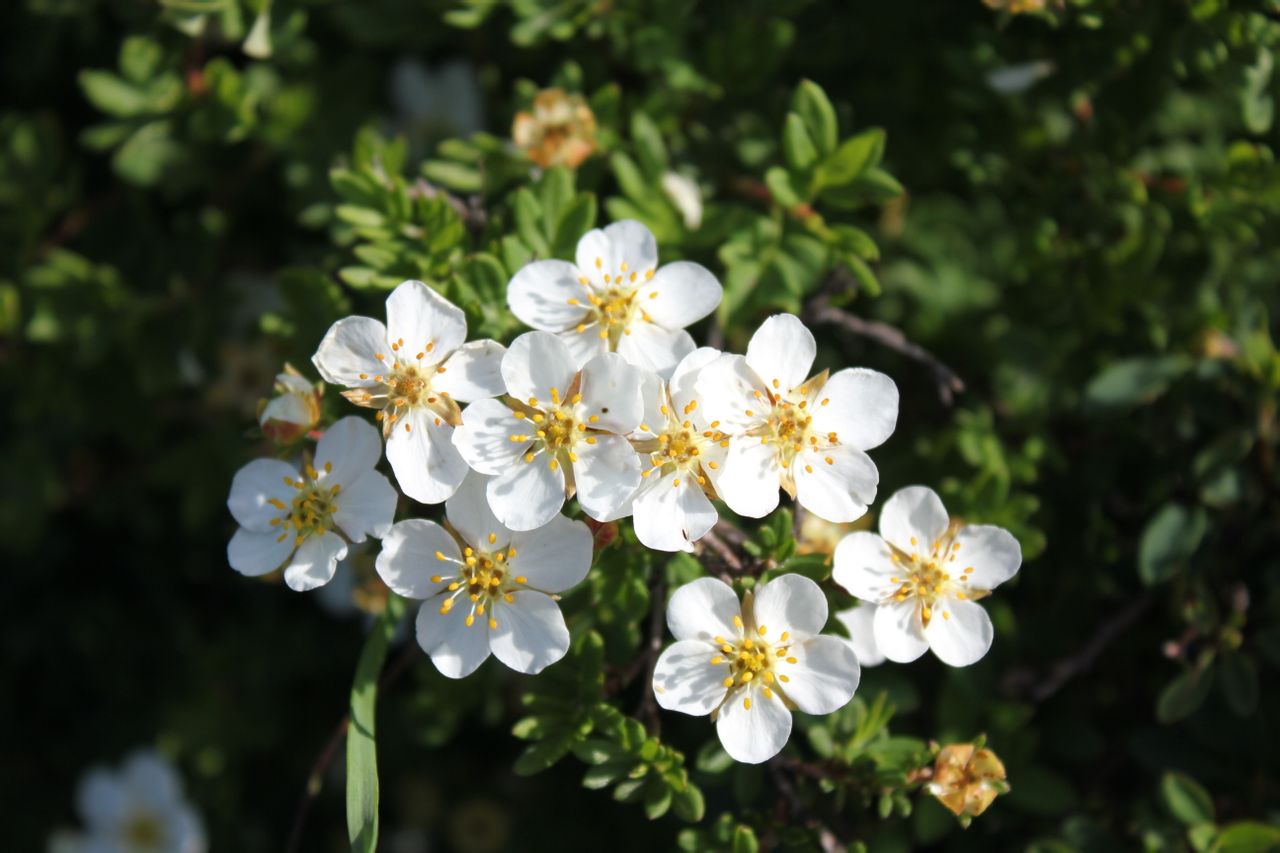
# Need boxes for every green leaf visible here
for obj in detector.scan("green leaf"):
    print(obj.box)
[732,824,761,853]
[764,167,802,208]
[783,113,818,172]
[1138,503,1208,585]
[632,112,668,177]
[671,785,705,822]
[79,71,151,117]
[1084,355,1191,410]
[1213,822,1280,853]
[422,160,483,194]
[643,780,673,819]
[582,760,631,790]
[1161,771,1215,826]
[1157,663,1215,724]
[792,80,838,155]
[346,595,407,853]
[1219,652,1259,717]
[813,128,884,191]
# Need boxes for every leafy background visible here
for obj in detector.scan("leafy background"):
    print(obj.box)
[4,0,1279,850]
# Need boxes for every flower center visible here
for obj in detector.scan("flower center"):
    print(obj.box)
[122,812,163,848]
[638,398,728,489]
[432,534,529,630]
[268,461,340,547]
[509,387,602,470]
[342,338,459,436]
[567,260,657,348]
[708,616,798,711]
[886,532,971,626]
[745,381,839,471]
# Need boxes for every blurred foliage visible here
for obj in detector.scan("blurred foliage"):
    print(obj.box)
[4,0,1279,850]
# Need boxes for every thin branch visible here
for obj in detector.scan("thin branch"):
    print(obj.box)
[634,576,667,735]
[768,759,846,853]
[806,295,965,406]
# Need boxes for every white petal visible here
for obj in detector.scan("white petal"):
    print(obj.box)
[873,597,929,663]
[502,331,579,404]
[559,323,609,370]
[487,456,566,531]
[666,577,741,643]
[836,605,885,667]
[384,280,467,360]
[951,524,1022,590]
[312,315,388,387]
[652,639,728,716]
[507,260,591,331]
[616,323,695,380]
[643,261,722,329]
[121,752,181,810]
[433,339,508,402]
[76,768,125,828]
[745,314,815,392]
[386,408,468,504]
[810,368,899,451]
[283,530,347,591]
[693,354,769,434]
[415,598,491,678]
[314,416,382,489]
[751,573,828,640]
[716,684,792,764]
[260,392,312,428]
[489,590,570,674]
[571,433,641,521]
[831,532,900,602]
[793,444,879,524]
[632,470,718,552]
[374,519,459,599]
[579,352,644,433]
[668,346,723,418]
[633,368,667,439]
[228,528,294,576]
[715,435,782,518]
[333,472,396,543]
[879,486,950,554]
[925,598,994,667]
[508,515,593,593]
[444,470,510,549]
[452,398,530,475]
[227,458,299,530]
[777,635,860,714]
[576,220,658,286]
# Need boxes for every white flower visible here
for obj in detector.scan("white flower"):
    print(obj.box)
[831,486,1022,667]
[506,220,722,379]
[695,314,899,523]
[227,416,397,591]
[258,363,320,442]
[312,280,506,505]
[835,604,885,668]
[452,331,643,531]
[66,750,205,853]
[661,172,703,230]
[376,473,592,678]
[626,348,729,552]
[652,574,860,764]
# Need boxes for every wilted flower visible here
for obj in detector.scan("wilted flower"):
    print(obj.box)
[58,750,205,853]
[835,604,885,667]
[376,473,592,678]
[259,363,321,442]
[452,331,643,531]
[512,88,598,169]
[652,575,860,764]
[227,417,397,591]
[506,219,723,379]
[927,742,1009,820]
[832,486,1022,666]
[696,314,899,523]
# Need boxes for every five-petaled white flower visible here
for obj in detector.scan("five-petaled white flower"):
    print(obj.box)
[376,472,592,678]
[227,416,396,591]
[312,279,506,505]
[626,348,729,552]
[652,574,860,764]
[506,220,722,379]
[835,604,885,668]
[696,314,899,524]
[832,486,1022,667]
[452,331,643,531]
[63,750,205,853]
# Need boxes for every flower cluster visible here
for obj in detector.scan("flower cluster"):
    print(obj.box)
[226,219,1024,768]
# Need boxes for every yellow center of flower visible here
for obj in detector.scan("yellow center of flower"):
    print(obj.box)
[708,615,798,711]
[268,461,341,547]
[341,337,458,437]
[433,534,529,630]
[567,260,658,349]
[744,379,839,471]
[508,387,610,471]
[122,812,163,848]
[886,531,974,626]
[639,396,728,491]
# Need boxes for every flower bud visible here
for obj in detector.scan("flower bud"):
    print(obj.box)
[259,364,321,442]
[512,88,598,169]
[926,742,1008,820]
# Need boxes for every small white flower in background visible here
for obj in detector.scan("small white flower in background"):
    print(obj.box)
[626,348,729,552]
[59,750,205,853]
[258,363,321,442]
[832,486,1022,667]
[452,331,643,531]
[227,416,396,591]
[312,279,506,505]
[506,220,722,379]
[661,172,703,230]
[376,473,593,678]
[696,314,899,524]
[985,60,1055,95]
[835,604,885,668]
[652,574,860,764]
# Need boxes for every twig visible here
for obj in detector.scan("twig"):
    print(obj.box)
[699,527,744,577]
[806,295,965,406]
[634,576,667,735]
[768,759,846,853]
